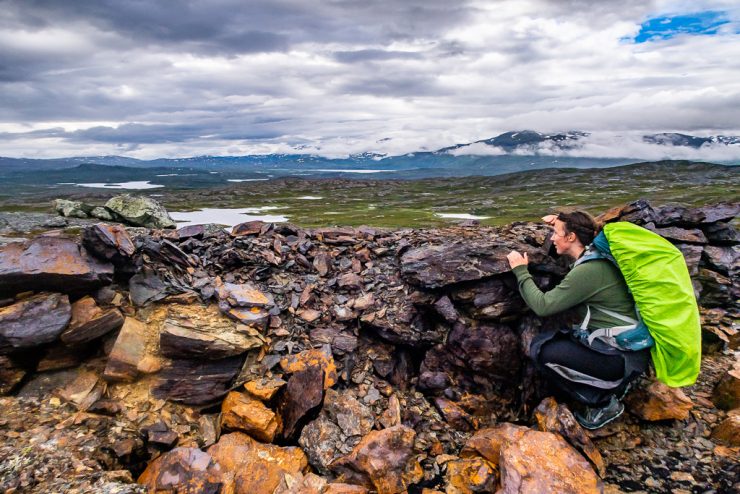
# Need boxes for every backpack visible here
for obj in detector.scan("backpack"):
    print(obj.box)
[586,221,702,387]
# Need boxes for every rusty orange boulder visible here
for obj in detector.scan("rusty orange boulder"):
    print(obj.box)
[220,391,280,442]
[138,447,230,493]
[625,379,694,421]
[461,424,601,494]
[331,425,423,494]
[207,432,309,494]
[444,457,498,494]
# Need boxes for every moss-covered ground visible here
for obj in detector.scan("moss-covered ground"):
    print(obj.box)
[0,161,737,228]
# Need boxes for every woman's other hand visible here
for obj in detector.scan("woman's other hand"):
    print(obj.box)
[507,250,529,269]
[542,214,557,225]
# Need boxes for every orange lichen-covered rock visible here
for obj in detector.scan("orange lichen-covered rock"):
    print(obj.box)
[280,345,338,388]
[324,483,370,494]
[498,429,601,494]
[331,425,423,494]
[459,424,527,465]
[711,410,740,446]
[137,447,230,493]
[533,397,605,477]
[444,457,498,494]
[244,377,286,401]
[220,391,280,442]
[712,365,740,410]
[460,424,601,494]
[625,379,694,421]
[207,432,308,494]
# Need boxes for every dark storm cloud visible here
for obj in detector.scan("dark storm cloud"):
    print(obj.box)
[333,49,422,63]
[2,0,473,55]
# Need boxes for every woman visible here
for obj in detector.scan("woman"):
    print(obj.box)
[506,211,651,429]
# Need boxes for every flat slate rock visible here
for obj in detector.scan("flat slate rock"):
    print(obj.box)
[400,241,555,289]
[159,304,264,359]
[103,317,148,382]
[61,296,124,345]
[81,223,135,265]
[0,236,114,297]
[153,354,246,405]
[0,292,71,354]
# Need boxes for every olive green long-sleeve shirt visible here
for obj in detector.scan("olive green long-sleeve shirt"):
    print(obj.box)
[512,259,635,330]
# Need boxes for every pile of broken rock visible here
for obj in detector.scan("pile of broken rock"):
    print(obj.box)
[0,199,738,493]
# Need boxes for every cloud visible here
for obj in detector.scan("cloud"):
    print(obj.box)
[0,0,738,158]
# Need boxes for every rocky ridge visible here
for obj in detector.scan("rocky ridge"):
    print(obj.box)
[0,199,738,493]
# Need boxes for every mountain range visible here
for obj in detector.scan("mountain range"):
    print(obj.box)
[0,131,738,174]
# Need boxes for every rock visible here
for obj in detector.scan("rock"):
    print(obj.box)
[314,252,332,276]
[0,355,25,394]
[231,220,265,236]
[450,278,525,319]
[137,447,227,493]
[624,379,694,421]
[104,194,176,229]
[278,364,326,440]
[81,223,136,266]
[142,421,179,449]
[533,397,605,477]
[220,391,280,442]
[710,410,740,446]
[324,484,370,494]
[103,317,148,382]
[56,370,105,411]
[159,304,264,359]
[434,397,478,431]
[674,244,704,276]
[644,224,708,244]
[177,223,224,239]
[697,268,736,308]
[712,366,740,410]
[280,345,338,389]
[652,204,706,226]
[153,354,245,405]
[702,245,739,277]
[702,221,738,244]
[338,272,363,291]
[217,282,272,308]
[695,202,740,223]
[444,457,498,494]
[400,241,553,289]
[128,270,174,306]
[331,425,423,494]
[244,377,286,401]
[299,388,375,475]
[0,236,114,297]
[597,199,656,225]
[53,199,92,218]
[207,432,309,494]
[274,471,327,494]
[461,424,601,494]
[223,306,270,328]
[445,322,521,380]
[60,296,124,345]
[0,292,71,353]
[90,206,115,221]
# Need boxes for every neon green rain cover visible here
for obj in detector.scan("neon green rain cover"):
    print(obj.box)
[604,222,701,387]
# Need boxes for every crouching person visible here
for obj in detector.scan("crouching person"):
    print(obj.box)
[507,211,651,429]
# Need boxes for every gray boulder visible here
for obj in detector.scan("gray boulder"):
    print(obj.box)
[104,194,176,229]
[53,199,92,219]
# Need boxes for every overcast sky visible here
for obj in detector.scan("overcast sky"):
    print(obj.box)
[0,0,739,159]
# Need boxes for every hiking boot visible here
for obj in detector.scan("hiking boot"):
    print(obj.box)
[575,396,625,430]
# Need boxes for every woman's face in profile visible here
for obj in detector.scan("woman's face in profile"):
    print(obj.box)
[550,219,575,255]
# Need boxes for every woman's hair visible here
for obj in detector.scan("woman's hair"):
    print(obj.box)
[557,211,600,246]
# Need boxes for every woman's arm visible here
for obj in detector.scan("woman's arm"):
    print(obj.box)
[511,263,604,317]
